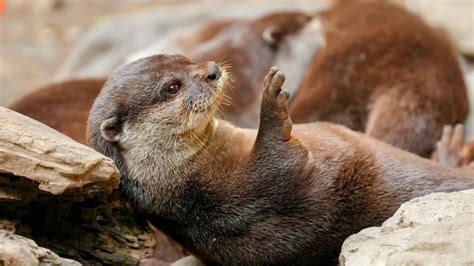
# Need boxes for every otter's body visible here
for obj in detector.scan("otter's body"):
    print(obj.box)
[88,55,473,264]
[290,2,469,157]
[127,120,473,264]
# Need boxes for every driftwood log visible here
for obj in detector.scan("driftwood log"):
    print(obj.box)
[0,106,158,265]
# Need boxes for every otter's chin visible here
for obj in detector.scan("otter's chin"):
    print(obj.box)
[184,71,228,132]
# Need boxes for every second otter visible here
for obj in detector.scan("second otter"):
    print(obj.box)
[88,54,473,264]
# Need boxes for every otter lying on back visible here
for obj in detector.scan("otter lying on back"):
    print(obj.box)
[88,54,473,264]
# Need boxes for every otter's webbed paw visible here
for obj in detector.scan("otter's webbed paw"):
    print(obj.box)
[258,67,292,141]
[433,124,474,167]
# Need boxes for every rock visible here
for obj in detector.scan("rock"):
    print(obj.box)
[0,106,119,201]
[405,0,474,57]
[339,189,474,266]
[171,256,205,266]
[0,107,162,264]
[0,229,81,265]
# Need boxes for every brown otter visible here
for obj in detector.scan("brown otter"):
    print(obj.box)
[130,11,312,128]
[289,2,469,157]
[88,54,474,264]
[10,11,311,146]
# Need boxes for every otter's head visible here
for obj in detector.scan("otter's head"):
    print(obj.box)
[88,54,228,177]
[256,11,312,48]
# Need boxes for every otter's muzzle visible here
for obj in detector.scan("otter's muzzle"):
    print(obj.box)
[207,62,222,81]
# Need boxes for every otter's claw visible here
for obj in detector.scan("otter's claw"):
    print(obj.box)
[433,124,474,167]
[259,67,292,141]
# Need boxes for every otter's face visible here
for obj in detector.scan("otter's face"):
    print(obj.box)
[91,54,228,152]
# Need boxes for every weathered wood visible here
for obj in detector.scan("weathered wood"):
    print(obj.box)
[0,107,160,264]
[0,106,119,197]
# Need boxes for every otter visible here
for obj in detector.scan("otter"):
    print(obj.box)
[289,2,469,157]
[11,11,311,145]
[129,11,312,128]
[88,54,474,264]
[187,11,312,128]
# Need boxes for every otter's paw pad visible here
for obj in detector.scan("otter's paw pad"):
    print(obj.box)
[264,67,285,96]
[262,67,290,118]
[259,67,292,141]
[434,124,474,167]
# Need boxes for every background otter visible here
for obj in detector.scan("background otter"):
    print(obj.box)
[9,11,311,144]
[129,10,313,128]
[10,3,470,158]
[88,54,474,264]
[289,2,469,157]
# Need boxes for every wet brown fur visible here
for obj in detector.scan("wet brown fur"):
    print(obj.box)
[88,55,474,265]
[289,2,469,157]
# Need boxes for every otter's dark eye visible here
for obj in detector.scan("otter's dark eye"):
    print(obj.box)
[166,83,180,95]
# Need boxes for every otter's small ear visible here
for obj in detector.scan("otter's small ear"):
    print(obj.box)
[263,27,283,47]
[100,117,122,142]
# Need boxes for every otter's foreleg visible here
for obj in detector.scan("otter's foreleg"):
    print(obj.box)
[250,67,308,164]
[256,67,293,143]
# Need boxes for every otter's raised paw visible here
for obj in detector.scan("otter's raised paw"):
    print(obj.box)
[433,124,474,167]
[259,67,292,141]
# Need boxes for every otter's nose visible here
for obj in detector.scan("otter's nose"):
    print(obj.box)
[206,63,222,81]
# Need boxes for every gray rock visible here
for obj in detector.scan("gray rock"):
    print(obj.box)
[340,189,474,266]
[0,229,81,265]
[171,256,205,266]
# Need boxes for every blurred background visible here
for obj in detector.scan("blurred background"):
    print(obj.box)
[1,0,473,134]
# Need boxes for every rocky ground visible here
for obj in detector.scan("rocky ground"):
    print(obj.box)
[340,189,474,265]
[0,107,155,264]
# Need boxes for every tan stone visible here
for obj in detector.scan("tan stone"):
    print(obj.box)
[0,106,119,199]
[171,256,205,266]
[340,189,474,266]
[0,229,81,265]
